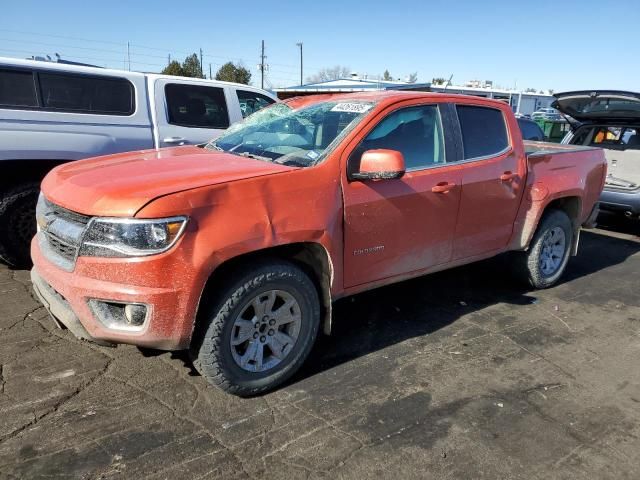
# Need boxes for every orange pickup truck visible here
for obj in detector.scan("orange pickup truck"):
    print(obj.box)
[31,92,606,396]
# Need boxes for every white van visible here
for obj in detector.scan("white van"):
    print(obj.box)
[0,57,277,266]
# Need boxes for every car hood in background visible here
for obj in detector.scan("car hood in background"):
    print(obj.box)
[553,90,640,124]
[42,146,294,217]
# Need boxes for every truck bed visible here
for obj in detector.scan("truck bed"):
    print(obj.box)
[524,140,600,157]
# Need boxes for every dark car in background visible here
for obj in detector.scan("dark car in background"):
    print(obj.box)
[517,117,546,141]
[555,90,640,219]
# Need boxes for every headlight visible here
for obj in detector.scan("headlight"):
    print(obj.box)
[79,217,188,258]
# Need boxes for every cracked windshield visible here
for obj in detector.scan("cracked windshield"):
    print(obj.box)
[207,101,374,166]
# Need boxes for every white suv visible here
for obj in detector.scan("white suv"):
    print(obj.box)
[0,57,277,266]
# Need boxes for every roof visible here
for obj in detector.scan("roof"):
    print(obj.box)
[0,56,275,93]
[283,90,514,109]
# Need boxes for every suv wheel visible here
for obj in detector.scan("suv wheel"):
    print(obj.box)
[191,260,320,396]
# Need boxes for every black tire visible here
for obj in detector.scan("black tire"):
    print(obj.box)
[0,182,40,268]
[515,209,573,289]
[191,260,320,396]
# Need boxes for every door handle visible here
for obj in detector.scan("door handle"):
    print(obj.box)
[431,182,456,193]
[163,136,186,145]
[500,171,518,182]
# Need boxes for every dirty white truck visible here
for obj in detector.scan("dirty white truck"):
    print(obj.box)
[0,57,276,266]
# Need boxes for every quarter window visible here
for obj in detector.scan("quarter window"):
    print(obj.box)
[165,83,229,128]
[355,105,445,170]
[457,106,509,159]
[0,69,38,107]
[236,90,275,118]
[39,73,134,115]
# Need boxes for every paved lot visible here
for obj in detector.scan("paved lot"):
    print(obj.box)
[1,221,639,479]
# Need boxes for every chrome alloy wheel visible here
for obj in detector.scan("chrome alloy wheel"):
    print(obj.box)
[230,290,302,372]
[539,226,566,276]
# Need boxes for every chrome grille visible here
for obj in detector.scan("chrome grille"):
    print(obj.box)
[46,235,78,262]
[36,194,92,270]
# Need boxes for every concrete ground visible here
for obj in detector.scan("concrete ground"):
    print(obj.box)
[1,220,639,479]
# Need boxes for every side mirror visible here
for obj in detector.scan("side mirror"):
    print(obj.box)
[351,149,406,181]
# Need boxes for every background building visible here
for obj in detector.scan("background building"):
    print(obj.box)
[276,76,554,116]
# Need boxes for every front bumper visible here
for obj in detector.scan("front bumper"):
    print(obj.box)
[600,188,640,215]
[31,236,202,350]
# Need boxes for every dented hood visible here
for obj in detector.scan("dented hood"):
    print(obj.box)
[42,146,294,217]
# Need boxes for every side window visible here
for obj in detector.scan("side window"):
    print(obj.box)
[237,90,275,118]
[354,105,445,171]
[0,69,38,107]
[39,73,134,115]
[457,105,509,159]
[165,83,229,129]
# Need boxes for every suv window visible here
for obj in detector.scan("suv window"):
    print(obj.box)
[165,83,229,128]
[237,90,275,118]
[457,105,509,159]
[582,126,640,150]
[39,72,134,115]
[354,105,445,170]
[0,69,38,107]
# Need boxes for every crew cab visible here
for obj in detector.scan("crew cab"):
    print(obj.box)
[554,90,640,218]
[31,92,606,396]
[0,56,276,266]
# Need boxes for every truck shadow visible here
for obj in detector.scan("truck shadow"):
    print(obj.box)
[163,229,638,389]
[292,228,639,383]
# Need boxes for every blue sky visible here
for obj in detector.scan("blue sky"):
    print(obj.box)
[2,0,639,92]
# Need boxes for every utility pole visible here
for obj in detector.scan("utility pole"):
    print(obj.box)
[296,42,303,85]
[199,48,204,78]
[168,53,171,66]
[209,63,212,80]
[258,40,267,89]
[127,41,131,71]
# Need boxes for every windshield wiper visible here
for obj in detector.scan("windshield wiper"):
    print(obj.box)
[238,152,273,162]
[206,143,224,151]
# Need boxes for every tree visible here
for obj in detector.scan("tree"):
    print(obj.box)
[407,72,418,83]
[382,69,392,81]
[161,60,186,77]
[432,77,447,85]
[215,62,252,85]
[306,66,350,83]
[524,87,537,93]
[161,53,203,78]
[182,53,204,78]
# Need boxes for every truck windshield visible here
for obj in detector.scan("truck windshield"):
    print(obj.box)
[206,100,375,167]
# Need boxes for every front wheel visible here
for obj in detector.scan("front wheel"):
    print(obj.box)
[516,209,573,289]
[191,260,320,396]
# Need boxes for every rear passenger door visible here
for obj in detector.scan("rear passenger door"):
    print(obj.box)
[451,104,526,260]
[154,79,233,147]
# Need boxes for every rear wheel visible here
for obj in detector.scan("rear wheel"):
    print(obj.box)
[0,183,40,268]
[516,209,573,289]
[191,260,320,396]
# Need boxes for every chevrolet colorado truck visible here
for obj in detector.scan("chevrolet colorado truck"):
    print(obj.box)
[31,92,606,396]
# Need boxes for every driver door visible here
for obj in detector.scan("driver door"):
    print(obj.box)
[342,103,462,288]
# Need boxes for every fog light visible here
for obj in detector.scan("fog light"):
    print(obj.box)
[124,304,147,326]
[88,299,148,330]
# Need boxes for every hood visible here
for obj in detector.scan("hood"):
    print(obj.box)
[42,146,294,217]
[553,90,640,124]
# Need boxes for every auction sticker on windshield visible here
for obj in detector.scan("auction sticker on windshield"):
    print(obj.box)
[330,103,373,114]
